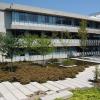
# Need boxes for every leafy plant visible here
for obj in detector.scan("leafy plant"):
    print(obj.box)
[78,20,88,66]
[0,34,18,72]
[37,34,53,66]
[69,88,100,100]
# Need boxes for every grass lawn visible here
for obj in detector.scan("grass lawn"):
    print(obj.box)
[69,88,100,100]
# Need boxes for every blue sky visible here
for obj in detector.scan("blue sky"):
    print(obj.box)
[0,0,100,15]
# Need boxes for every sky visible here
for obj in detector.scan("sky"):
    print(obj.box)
[0,0,100,15]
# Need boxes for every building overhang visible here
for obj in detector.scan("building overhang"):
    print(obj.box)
[0,2,100,22]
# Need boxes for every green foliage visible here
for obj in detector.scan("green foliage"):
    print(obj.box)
[36,34,53,66]
[51,32,59,59]
[78,20,88,47]
[0,34,6,62]
[0,33,19,71]
[21,34,38,52]
[60,31,72,44]
[0,34,18,58]
[78,20,88,66]
[69,88,100,100]
[60,31,72,58]
[94,65,100,81]
[78,20,88,40]
[62,59,76,66]
[0,34,8,54]
[37,34,53,55]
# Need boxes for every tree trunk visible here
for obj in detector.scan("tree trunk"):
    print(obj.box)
[10,50,13,72]
[95,65,99,82]
[2,54,4,63]
[43,55,45,67]
[52,51,53,60]
[82,47,84,67]
[11,57,13,72]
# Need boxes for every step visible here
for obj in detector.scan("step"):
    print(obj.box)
[12,82,33,97]
[42,83,60,91]
[30,82,49,92]
[0,97,5,100]
[47,81,66,90]
[40,90,73,100]
[2,81,28,100]
[73,78,93,87]
[24,84,39,93]
[0,83,17,100]
[56,80,76,89]
[65,78,86,88]
[66,78,91,88]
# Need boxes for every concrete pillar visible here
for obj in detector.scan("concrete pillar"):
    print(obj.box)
[0,11,6,33]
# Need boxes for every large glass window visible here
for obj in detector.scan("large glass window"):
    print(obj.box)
[11,11,100,29]
[33,15,38,23]
[19,13,25,22]
[56,17,62,25]
[12,12,19,22]
[45,16,49,23]
[38,15,45,23]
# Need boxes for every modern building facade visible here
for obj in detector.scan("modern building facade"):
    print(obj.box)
[0,2,100,61]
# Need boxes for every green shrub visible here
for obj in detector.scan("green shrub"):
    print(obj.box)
[69,88,100,100]
[62,59,76,66]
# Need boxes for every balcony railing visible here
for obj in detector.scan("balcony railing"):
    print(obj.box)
[51,39,100,47]
[17,38,100,47]
[10,22,100,34]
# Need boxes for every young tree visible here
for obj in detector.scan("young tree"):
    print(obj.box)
[78,20,88,65]
[1,34,18,72]
[22,34,38,62]
[30,34,39,61]
[51,32,59,59]
[0,33,6,62]
[13,35,26,62]
[60,31,72,58]
[37,34,53,66]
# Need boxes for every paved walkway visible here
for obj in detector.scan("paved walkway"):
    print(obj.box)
[0,65,97,100]
[72,57,100,64]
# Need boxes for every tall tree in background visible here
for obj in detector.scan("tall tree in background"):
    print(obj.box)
[78,20,88,65]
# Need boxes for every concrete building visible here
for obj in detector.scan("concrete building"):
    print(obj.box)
[0,2,100,61]
[90,12,100,19]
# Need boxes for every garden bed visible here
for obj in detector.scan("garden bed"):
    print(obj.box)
[0,60,96,84]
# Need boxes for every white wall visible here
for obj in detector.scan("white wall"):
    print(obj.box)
[0,11,6,33]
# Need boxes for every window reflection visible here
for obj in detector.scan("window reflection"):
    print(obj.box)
[12,11,100,29]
